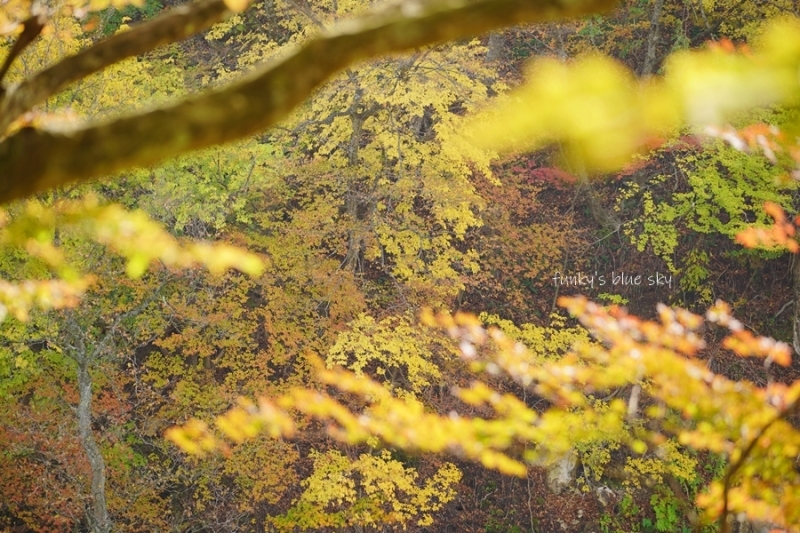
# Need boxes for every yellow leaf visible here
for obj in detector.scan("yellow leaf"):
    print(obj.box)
[223,0,250,13]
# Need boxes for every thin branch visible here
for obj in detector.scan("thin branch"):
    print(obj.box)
[0,0,617,205]
[0,0,236,134]
[718,396,800,533]
[94,283,164,358]
[0,11,47,88]
[774,299,793,319]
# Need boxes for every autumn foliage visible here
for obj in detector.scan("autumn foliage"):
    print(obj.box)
[3,0,800,532]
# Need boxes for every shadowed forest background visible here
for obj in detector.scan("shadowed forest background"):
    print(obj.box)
[1,0,800,531]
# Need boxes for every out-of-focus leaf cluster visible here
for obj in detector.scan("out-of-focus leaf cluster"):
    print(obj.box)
[466,18,800,173]
[0,196,264,323]
[169,295,800,528]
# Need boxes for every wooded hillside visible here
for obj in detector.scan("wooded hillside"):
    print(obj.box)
[1,0,800,532]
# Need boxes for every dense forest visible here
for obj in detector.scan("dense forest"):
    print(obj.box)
[1,0,800,531]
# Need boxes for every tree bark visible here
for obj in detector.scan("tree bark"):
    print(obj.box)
[76,354,111,533]
[792,257,800,355]
[0,0,617,206]
[62,292,160,532]
[641,0,664,76]
[0,0,234,134]
[579,178,619,232]
[486,31,504,62]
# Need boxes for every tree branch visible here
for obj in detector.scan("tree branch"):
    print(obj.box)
[718,396,800,533]
[0,11,47,89]
[0,0,235,134]
[0,0,616,205]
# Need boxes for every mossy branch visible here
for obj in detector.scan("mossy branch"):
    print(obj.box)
[0,0,616,205]
[0,0,234,134]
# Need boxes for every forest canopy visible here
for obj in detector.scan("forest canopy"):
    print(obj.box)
[2,0,800,532]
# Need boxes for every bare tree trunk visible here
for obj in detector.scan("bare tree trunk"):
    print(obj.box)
[342,191,364,272]
[65,312,112,533]
[566,153,619,232]
[341,103,368,272]
[792,258,800,355]
[578,178,619,231]
[76,353,111,533]
[62,290,160,532]
[641,0,664,76]
[556,24,568,60]
[486,32,504,62]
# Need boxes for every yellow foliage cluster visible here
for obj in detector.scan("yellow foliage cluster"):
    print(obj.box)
[171,297,800,529]
[271,449,460,530]
[480,312,594,361]
[468,53,677,172]
[327,313,459,397]
[624,439,698,489]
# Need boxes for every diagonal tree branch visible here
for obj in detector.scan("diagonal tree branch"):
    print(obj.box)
[0,0,617,205]
[0,0,236,134]
[0,11,47,89]
[718,396,800,533]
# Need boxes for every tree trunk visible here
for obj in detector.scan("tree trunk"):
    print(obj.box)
[556,25,568,60]
[63,295,158,533]
[641,0,664,76]
[577,175,619,232]
[793,257,800,355]
[486,32,504,62]
[76,354,111,533]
